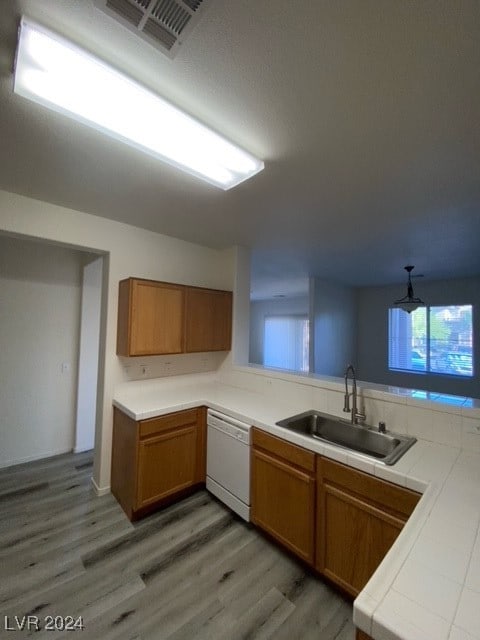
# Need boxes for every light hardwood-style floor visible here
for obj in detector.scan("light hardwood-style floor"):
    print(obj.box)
[0,451,354,639]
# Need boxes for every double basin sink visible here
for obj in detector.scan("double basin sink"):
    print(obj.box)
[276,410,416,465]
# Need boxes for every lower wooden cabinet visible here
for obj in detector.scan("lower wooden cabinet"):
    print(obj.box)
[251,428,316,564]
[251,428,421,600]
[316,457,421,597]
[111,406,206,520]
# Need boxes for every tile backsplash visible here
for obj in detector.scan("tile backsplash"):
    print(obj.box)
[221,365,480,450]
[120,352,228,382]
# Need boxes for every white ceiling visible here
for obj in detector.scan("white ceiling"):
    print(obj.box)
[1,0,479,295]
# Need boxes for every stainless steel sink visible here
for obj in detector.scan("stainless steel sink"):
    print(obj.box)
[276,410,416,465]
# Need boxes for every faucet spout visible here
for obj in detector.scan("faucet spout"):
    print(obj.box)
[343,364,366,425]
[343,364,354,413]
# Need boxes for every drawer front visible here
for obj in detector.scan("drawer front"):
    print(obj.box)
[139,408,198,438]
[252,428,315,473]
[320,457,420,518]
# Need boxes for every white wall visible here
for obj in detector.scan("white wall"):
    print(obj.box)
[312,278,357,377]
[0,235,83,467]
[356,277,480,397]
[75,256,103,453]
[232,246,251,366]
[0,189,235,490]
[249,295,310,365]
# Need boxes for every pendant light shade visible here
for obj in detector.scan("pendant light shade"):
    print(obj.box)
[394,266,425,314]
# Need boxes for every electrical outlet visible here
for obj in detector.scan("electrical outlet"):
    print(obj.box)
[140,364,147,376]
[61,362,70,374]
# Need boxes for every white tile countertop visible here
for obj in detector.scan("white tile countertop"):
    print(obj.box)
[113,372,480,640]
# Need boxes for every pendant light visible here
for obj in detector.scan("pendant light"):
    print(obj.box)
[394,266,425,314]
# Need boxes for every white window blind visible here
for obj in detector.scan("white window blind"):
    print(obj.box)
[388,305,473,377]
[264,315,309,373]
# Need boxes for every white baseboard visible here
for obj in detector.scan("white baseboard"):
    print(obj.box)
[91,476,110,496]
[0,447,72,470]
[74,445,94,454]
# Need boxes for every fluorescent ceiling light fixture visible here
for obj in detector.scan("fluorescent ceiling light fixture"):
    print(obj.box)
[13,18,264,189]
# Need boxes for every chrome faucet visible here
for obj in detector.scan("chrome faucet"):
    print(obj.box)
[343,364,366,425]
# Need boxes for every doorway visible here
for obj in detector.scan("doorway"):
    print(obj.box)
[0,234,105,468]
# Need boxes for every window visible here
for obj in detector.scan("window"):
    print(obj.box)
[388,305,473,377]
[264,315,309,372]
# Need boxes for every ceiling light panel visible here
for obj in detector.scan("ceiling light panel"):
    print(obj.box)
[13,18,264,190]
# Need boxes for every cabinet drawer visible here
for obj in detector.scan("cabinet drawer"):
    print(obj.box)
[252,428,315,473]
[320,458,420,518]
[139,408,198,438]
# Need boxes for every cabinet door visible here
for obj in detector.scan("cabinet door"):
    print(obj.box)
[251,448,315,564]
[136,425,197,509]
[316,478,405,597]
[356,630,374,640]
[184,287,232,352]
[111,407,138,520]
[126,279,184,356]
[194,406,207,484]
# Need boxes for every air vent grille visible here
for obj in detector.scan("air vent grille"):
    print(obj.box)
[183,0,203,12]
[152,0,191,35]
[143,18,176,49]
[106,0,143,26]
[96,0,207,58]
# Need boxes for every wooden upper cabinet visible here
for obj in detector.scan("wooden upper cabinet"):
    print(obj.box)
[117,278,184,356]
[117,278,232,356]
[184,286,232,352]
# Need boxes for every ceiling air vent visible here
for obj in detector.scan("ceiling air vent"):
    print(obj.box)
[95,0,208,58]
[105,0,144,26]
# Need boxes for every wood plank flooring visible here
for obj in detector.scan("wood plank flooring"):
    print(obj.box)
[0,451,354,639]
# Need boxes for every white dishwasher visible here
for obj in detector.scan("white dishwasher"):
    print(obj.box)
[206,409,251,522]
